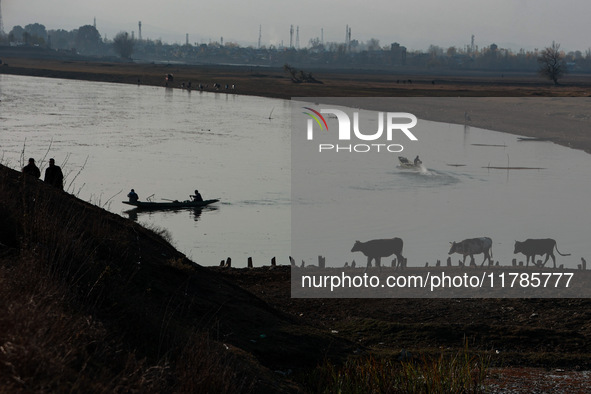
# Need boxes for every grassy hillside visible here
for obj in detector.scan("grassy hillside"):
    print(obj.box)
[0,164,353,392]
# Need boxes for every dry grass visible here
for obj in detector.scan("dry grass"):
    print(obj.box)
[0,254,260,393]
[299,345,490,394]
[0,256,171,393]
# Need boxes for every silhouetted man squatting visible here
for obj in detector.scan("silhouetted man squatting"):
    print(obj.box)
[127,189,139,202]
[190,189,203,202]
[22,158,41,178]
[44,158,64,189]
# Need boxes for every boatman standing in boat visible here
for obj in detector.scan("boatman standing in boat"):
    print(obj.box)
[414,155,422,166]
[190,189,203,202]
[127,189,139,202]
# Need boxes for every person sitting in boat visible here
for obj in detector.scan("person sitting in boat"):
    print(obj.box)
[127,189,139,202]
[414,156,422,166]
[190,189,203,202]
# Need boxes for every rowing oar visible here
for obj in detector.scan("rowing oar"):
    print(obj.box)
[161,198,176,202]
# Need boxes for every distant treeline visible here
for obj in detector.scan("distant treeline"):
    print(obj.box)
[2,22,591,73]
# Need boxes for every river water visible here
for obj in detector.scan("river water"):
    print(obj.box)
[1,75,589,268]
[0,74,291,266]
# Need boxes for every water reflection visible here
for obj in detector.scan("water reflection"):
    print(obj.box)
[124,206,213,222]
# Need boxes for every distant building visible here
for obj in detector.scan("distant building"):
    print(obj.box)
[390,42,407,65]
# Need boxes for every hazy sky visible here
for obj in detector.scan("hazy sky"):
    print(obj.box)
[3,0,590,51]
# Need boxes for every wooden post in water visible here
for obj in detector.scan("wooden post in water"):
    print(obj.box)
[248,257,253,268]
[271,257,276,267]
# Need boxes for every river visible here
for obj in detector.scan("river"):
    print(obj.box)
[1,75,589,268]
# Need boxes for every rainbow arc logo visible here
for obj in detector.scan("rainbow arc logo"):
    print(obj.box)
[301,105,418,152]
[302,107,328,131]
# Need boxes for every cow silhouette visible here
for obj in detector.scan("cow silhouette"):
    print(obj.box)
[448,237,493,266]
[351,238,404,271]
[514,238,570,268]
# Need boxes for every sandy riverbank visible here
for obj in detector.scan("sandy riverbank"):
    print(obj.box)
[400,97,591,154]
[315,96,591,154]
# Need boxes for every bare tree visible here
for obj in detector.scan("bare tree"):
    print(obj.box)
[538,41,566,85]
[283,63,298,82]
[112,31,135,59]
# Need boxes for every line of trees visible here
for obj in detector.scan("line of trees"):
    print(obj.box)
[0,22,586,83]
[1,23,134,59]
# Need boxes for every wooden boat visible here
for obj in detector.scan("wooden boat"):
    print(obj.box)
[122,199,219,210]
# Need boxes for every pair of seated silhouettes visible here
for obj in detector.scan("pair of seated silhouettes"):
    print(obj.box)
[127,189,203,202]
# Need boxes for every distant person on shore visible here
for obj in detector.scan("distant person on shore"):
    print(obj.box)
[44,158,64,189]
[127,189,139,202]
[22,158,41,178]
[190,189,203,202]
